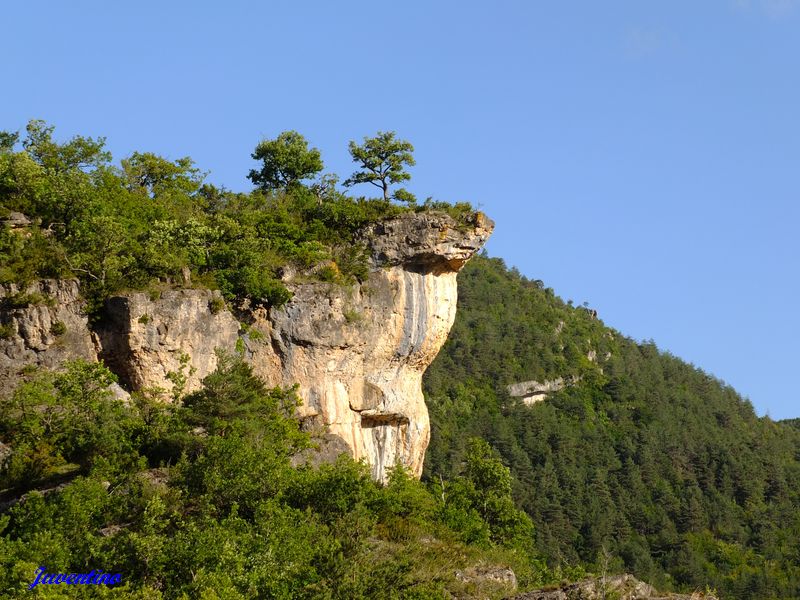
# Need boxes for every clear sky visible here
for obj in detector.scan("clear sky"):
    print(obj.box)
[4,1,799,418]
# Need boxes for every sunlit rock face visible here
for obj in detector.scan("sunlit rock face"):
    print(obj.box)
[95,289,239,394]
[256,256,469,479]
[245,211,493,480]
[1,212,492,481]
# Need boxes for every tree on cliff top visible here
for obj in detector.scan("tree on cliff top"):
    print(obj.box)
[344,131,416,203]
[248,130,323,192]
[22,119,110,173]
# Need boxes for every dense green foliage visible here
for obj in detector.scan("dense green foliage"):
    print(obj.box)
[0,121,467,315]
[424,254,800,599]
[0,357,543,598]
[248,131,324,192]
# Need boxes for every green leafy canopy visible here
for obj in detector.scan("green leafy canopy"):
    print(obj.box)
[248,130,323,191]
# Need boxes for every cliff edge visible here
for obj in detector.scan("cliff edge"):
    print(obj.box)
[0,211,493,481]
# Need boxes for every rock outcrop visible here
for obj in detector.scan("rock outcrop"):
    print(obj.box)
[2,211,32,231]
[0,280,97,396]
[506,574,717,600]
[506,375,580,405]
[0,212,492,481]
[94,289,240,394]
[255,212,493,480]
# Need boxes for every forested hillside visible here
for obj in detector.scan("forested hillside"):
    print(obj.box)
[424,254,800,599]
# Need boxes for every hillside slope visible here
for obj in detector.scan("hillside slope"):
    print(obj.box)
[424,254,800,599]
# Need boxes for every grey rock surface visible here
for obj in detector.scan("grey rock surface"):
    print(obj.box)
[3,211,32,229]
[0,279,97,396]
[506,574,716,600]
[506,376,580,405]
[94,289,239,394]
[360,211,494,271]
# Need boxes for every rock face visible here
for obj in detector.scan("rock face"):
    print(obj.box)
[0,280,97,396]
[506,376,580,405]
[505,574,716,600]
[95,290,239,394]
[0,212,492,481]
[360,211,493,272]
[118,211,492,480]
[261,212,493,479]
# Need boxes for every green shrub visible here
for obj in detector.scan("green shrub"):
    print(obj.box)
[248,327,266,342]
[209,296,225,314]
[49,320,66,335]
[343,308,363,323]
[0,323,14,339]
[317,264,340,283]
[0,350,551,598]
[0,360,141,488]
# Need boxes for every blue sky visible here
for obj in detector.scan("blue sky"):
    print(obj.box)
[5,1,799,418]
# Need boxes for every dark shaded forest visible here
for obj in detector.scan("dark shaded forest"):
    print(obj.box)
[424,254,800,599]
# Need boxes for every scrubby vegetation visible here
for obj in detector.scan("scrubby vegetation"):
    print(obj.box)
[0,357,545,598]
[0,121,472,315]
[424,255,800,599]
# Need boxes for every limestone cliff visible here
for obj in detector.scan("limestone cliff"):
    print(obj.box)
[259,211,494,479]
[94,290,240,394]
[0,211,493,481]
[0,280,97,397]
